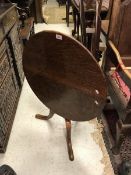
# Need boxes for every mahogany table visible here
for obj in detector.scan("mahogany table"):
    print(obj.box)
[23,30,107,160]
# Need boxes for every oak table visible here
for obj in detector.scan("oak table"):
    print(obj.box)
[23,31,107,161]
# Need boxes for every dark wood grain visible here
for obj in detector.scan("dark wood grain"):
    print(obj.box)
[23,31,107,121]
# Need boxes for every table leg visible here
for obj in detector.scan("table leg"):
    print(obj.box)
[72,7,77,36]
[65,119,74,161]
[35,110,54,120]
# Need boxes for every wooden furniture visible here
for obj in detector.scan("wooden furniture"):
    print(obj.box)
[10,0,45,23]
[0,3,24,152]
[5,1,35,44]
[102,0,131,156]
[101,0,113,38]
[71,0,109,39]
[65,0,71,27]
[71,0,79,37]
[31,0,45,23]
[23,30,107,161]
[34,0,44,23]
[19,17,34,45]
[71,0,109,61]
[80,0,103,61]
[103,40,131,153]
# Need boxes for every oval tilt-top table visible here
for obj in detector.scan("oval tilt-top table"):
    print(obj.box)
[23,30,107,161]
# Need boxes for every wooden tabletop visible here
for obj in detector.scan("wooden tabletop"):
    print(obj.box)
[23,31,107,121]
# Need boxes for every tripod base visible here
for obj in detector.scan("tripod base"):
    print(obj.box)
[35,111,74,161]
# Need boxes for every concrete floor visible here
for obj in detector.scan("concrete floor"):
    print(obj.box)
[0,1,114,174]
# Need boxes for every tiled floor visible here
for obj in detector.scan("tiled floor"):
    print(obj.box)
[0,1,114,175]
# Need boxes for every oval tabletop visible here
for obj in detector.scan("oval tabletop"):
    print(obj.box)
[23,31,107,121]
